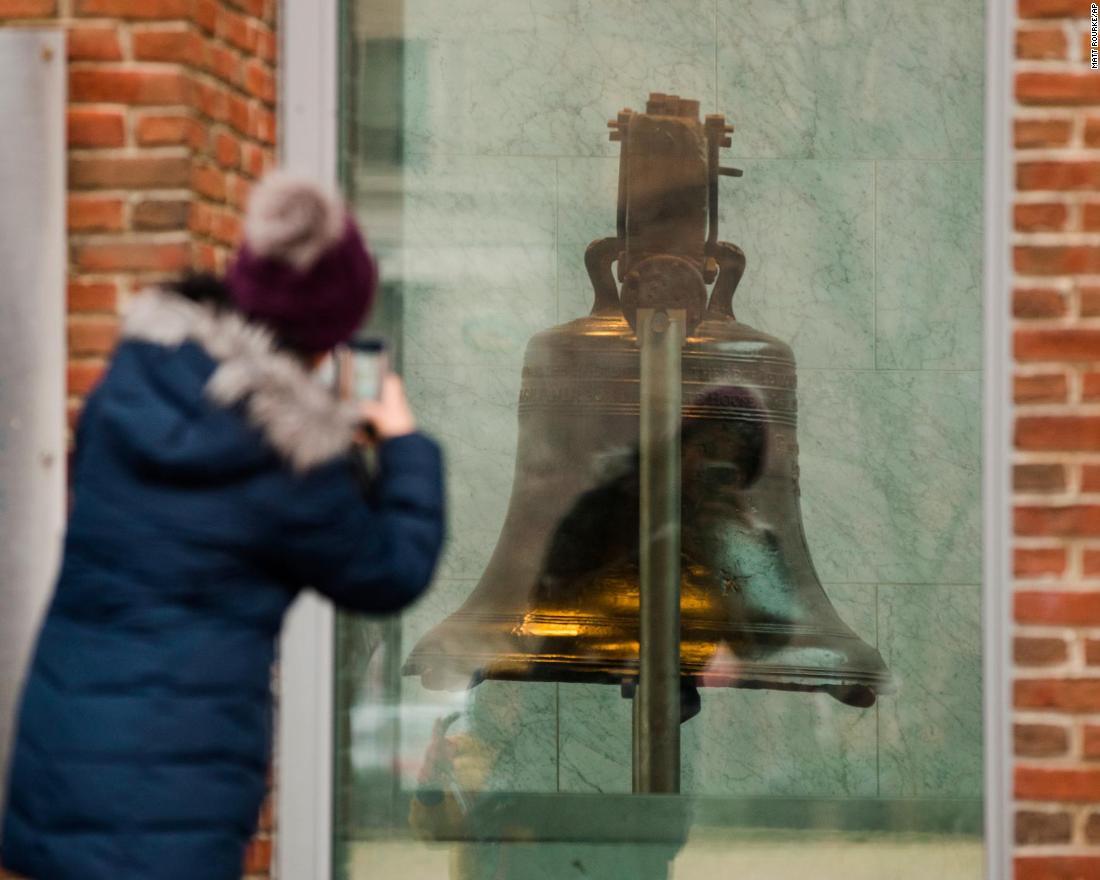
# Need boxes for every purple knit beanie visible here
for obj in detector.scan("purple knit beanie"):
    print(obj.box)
[227,172,377,353]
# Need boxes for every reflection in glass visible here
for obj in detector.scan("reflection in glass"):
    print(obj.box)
[335,1,985,877]
[405,92,890,739]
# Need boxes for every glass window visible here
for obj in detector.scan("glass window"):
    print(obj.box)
[335,1,985,877]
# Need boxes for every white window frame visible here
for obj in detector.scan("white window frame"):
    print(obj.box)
[277,0,340,877]
[983,0,1014,875]
[0,28,67,823]
[277,0,1014,876]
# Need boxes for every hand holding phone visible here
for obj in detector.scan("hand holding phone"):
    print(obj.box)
[335,340,415,441]
[358,373,416,440]
[336,339,388,402]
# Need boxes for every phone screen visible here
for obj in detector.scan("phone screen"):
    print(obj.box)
[335,339,388,401]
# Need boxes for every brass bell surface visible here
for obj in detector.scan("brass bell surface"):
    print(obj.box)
[404,94,892,708]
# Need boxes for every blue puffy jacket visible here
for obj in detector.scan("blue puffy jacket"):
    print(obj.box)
[0,289,445,879]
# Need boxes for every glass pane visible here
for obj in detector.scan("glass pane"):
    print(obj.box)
[335,1,985,878]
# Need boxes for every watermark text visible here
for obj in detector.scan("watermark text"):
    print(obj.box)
[1092,3,1099,69]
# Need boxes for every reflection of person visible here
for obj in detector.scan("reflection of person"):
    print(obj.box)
[537,387,768,595]
[406,391,766,879]
[409,698,683,880]
[409,713,488,837]
[536,387,770,714]
[408,694,525,880]
[1,174,445,879]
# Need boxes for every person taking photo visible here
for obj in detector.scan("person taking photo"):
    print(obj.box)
[0,173,445,880]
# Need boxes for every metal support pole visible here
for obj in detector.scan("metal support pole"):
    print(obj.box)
[633,307,685,795]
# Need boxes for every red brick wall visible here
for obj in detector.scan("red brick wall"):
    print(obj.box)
[1,0,276,424]
[0,4,277,878]
[1014,0,1100,877]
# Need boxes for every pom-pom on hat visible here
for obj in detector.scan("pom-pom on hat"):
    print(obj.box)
[226,171,377,353]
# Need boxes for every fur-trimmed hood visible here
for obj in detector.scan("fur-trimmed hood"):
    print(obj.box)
[117,287,359,473]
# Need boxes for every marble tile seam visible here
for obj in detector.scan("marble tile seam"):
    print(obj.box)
[395,152,982,163]
[825,582,981,588]
[403,362,984,373]
[554,158,561,326]
[796,367,984,374]
[873,159,878,371]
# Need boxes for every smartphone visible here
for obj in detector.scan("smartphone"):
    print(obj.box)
[335,339,388,402]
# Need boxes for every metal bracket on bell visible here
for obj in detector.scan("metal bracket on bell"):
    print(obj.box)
[620,254,708,336]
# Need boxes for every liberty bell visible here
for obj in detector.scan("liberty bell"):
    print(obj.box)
[404,94,892,709]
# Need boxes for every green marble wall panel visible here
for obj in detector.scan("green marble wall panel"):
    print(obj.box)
[454,680,561,793]
[797,370,982,586]
[556,157,619,322]
[875,161,984,371]
[556,683,630,794]
[399,155,558,367]
[681,583,879,797]
[716,0,984,160]
[558,585,879,796]
[717,159,874,369]
[437,842,680,880]
[343,0,986,839]
[877,583,983,797]
[404,363,521,580]
[402,0,717,158]
[398,583,560,795]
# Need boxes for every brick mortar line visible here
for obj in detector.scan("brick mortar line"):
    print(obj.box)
[1016,232,1100,240]
[1015,624,1100,633]
[1017,272,1100,280]
[1016,64,1099,73]
[1014,754,1100,767]
[1017,666,1098,678]
[1012,202,1100,212]
[67,145,191,158]
[1015,401,1100,409]
[1012,398,1100,404]
[1015,591,1100,599]
[1015,845,1100,855]
[1015,365,1099,374]
[1015,147,1100,156]
[1016,60,1095,71]
[1015,282,1078,292]
[1012,318,1100,327]
[68,59,193,72]
[1017,21,1079,30]
[1016,453,1100,459]
[1017,108,1087,116]
[72,188,194,200]
[1014,581,1100,590]
[1016,194,1100,203]
[1016,709,1094,723]
[66,188,194,201]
